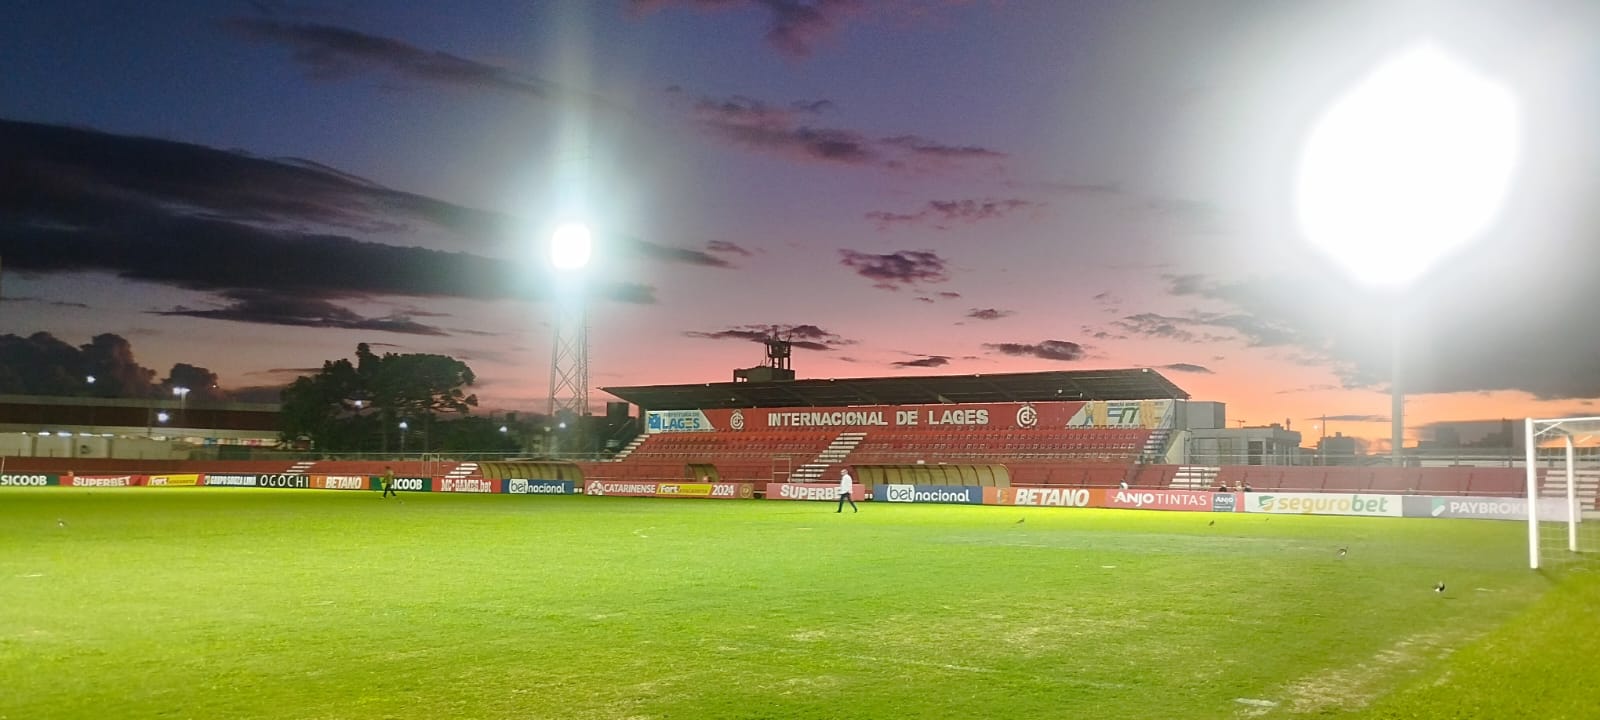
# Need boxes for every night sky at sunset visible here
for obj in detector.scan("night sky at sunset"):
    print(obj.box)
[3,0,1598,448]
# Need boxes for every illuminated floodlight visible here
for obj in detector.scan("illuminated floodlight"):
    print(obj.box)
[157,412,170,423]
[549,222,593,271]
[1296,44,1519,286]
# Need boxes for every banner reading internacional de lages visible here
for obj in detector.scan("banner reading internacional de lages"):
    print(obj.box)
[763,482,867,501]
[583,480,753,499]
[647,401,1090,434]
[1243,492,1401,517]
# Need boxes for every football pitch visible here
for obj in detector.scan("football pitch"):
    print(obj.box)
[2,489,1596,719]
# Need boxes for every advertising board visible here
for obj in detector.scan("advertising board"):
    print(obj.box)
[1243,492,1401,517]
[1100,489,1217,511]
[985,486,1093,507]
[505,479,576,495]
[1402,495,1573,522]
[882,484,983,504]
[763,483,866,501]
[583,480,753,499]
[0,473,58,486]
[62,474,138,487]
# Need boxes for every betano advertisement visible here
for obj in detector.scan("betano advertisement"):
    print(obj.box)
[583,480,754,499]
[985,486,1094,507]
[649,401,1090,433]
[762,482,867,501]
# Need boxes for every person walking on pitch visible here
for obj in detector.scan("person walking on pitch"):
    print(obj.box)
[836,468,858,513]
[381,466,397,498]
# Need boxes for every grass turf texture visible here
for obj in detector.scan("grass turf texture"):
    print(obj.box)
[1,489,1592,719]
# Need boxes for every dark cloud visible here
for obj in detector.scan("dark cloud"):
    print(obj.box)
[153,290,449,336]
[677,91,1002,169]
[866,198,1038,228]
[624,236,734,268]
[226,18,598,106]
[629,0,866,58]
[877,135,1006,160]
[706,240,754,257]
[1317,414,1390,423]
[1107,311,1290,347]
[937,291,961,299]
[1160,363,1214,375]
[838,249,948,290]
[893,355,950,368]
[684,93,876,165]
[966,308,1013,321]
[983,340,1086,362]
[0,297,90,309]
[682,323,852,352]
[0,119,663,324]
[1092,291,1120,305]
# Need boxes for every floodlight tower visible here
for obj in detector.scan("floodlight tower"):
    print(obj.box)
[547,222,593,424]
[1296,43,1518,466]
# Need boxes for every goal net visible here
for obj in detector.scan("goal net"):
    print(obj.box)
[1525,417,1600,570]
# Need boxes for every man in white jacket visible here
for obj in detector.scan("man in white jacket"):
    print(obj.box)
[836,468,859,513]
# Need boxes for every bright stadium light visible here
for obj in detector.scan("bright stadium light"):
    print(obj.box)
[1296,44,1519,286]
[1296,43,1519,465]
[549,222,593,271]
[157,411,169,423]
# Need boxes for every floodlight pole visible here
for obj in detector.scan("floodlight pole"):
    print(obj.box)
[1525,418,1539,569]
[1391,318,1404,467]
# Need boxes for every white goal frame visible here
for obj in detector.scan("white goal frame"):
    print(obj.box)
[1525,416,1596,569]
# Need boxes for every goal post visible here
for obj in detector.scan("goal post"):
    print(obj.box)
[1525,416,1599,570]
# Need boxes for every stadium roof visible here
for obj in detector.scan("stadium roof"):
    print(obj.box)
[602,368,1189,410]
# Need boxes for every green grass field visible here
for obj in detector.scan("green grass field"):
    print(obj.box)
[2,489,1595,719]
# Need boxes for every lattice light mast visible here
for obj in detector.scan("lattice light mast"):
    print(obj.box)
[547,222,592,422]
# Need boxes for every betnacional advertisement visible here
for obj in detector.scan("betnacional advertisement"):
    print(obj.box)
[882,484,983,504]
[763,482,867,501]
[506,479,576,495]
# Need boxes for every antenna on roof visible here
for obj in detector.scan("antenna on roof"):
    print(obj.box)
[732,326,797,383]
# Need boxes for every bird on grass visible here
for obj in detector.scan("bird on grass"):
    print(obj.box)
[1014,517,1025,525]
[1337,547,1347,558]
[1207,520,1215,526]
[1435,581,1447,594]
